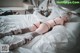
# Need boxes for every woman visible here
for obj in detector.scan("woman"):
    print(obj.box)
[0,0,73,50]
[0,11,72,50]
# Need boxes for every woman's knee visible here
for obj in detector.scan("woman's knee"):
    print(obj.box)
[35,23,51,34]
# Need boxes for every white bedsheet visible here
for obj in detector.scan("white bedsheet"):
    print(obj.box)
[0,14,80,53]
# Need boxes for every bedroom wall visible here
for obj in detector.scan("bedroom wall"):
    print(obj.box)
[0,0,23,7]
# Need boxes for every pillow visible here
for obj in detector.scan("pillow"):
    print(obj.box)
[70,14,80,22]
[65,22,80,37]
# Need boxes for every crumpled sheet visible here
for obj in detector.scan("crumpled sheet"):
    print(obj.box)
[0,14,78,53]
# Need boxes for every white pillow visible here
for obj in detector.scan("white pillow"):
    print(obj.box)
[65,22,80,37]
[70,14,80,22]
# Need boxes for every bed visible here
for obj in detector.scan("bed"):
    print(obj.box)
[0,0,80,53]
[0,12,80,53]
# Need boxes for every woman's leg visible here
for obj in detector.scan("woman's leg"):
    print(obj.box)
[9,14,70,50]
[31,16,68,37]
[10,21,41,35]
[31,20,56,38]
[9,18,66,50]
[0,22,41,39]
[10,16,67,35]
[9,22,52,50]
